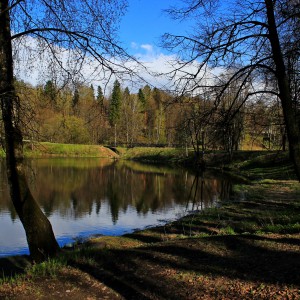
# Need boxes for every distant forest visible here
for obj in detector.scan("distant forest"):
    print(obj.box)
[14,78,286,155]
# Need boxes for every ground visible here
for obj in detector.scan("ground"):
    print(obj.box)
[1,233,299,299]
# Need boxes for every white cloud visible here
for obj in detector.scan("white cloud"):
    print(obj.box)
[14,36,222,95]
[130,42,139,49]
[140,44,153,53]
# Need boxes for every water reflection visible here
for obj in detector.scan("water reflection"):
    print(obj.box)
[0,158,233,257]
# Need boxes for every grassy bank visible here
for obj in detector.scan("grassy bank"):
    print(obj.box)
[22,141,119,158]
[118,146,296,180]
[0,142,118,158]
[117,146,188,163]
[0,142,295,180]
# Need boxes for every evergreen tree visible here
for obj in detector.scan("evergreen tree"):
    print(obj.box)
[124,87,130,98]
[72,88,80,108]
[109,80,122,126]
[138,88,146,109]
[96,85,104,107]
[44,80,57,104]
[90,84,95,100]
[109,80,122,146]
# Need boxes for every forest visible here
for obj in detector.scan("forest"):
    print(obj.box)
[15,77,286,157]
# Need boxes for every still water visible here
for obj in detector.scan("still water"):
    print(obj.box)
[0,158,233,257]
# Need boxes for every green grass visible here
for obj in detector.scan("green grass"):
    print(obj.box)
[230,152,296,180]
[22,141,117,158]
[26,257,67,278]
[160,181,300,237]
[0,271,24,285]
[117,146,189,163]
[0,256,67,284]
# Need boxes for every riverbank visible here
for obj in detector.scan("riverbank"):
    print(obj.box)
[0,180,299,299]
[118,147,296,180]
[1,141,296,180]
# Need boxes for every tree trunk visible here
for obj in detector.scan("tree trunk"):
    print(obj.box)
[114,123,117,147]
[265,0,300,180]
[0,1,60,262]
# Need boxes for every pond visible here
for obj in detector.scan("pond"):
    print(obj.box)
[0,158,233,257]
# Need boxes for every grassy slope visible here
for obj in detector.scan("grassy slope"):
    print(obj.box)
[119,146,296,181]
[0,141,119,158]
[24,142,119,158]
[0,141,295,180]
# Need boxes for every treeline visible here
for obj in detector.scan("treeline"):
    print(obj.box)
[13,79,286,154]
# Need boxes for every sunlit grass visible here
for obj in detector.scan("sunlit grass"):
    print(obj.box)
[118,146,189,162]
[26,258,67,278]
[22,141,118,158]
[0,271,24,285]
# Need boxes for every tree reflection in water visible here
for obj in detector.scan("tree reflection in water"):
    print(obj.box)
[0,158,235,256]
[185,171,233,213]
[0,158,233,222]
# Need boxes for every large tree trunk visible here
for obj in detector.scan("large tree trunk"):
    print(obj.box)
[265,0,300,180]
[0,1,60,262]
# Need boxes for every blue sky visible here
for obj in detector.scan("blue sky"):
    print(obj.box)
[119,0,191,56]
[16,0,196,90]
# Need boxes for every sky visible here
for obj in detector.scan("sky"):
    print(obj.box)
[15,0,196,92]
[112,0,195,90]
[119,0,190,57]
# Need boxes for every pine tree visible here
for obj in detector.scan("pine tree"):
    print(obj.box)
[44,80,57,105]
[72,88,80,108]
[109,80,122,146]
[138,88,146,109]
[109,80,122,126]
[90,84,95,100]
[96,85,104,107]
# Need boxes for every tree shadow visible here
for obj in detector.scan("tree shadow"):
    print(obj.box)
[0,255,31,277]
[123,232,163,244]
[70,234,300,299]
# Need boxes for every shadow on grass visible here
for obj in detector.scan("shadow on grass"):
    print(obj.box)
[0,256,31,277]
[122,232,163,244]
[70,234,300,299]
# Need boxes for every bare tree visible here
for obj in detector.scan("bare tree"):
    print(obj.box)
[0,0,136,261]
[163,0,300,179]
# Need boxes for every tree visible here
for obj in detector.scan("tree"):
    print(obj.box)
[96,85,104,109]
[72,87,80,110]
[138,88,146,109]
[119,87,144,145]
[109,80,122,146]
[0,3,60,261]
[164,0,300,179]
[0,0,131,261]
[152,88,167,144]
[90,84,95,101]
[43,80,57,107]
